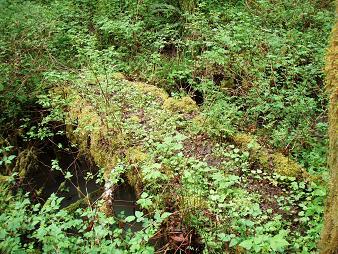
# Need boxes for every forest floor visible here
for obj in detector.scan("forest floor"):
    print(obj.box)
[0,0,336,253]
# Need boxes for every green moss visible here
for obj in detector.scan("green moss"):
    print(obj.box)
[163,96,198,113]
[125,147,148,164]
[125,168,143,197]
[233,133,270,167]
[129,115,141,123]
[62,87,126,181]
[233,133,261,150]
[272,153,303,177]
[133,82,169,101]
[0,174,9,183]
[112,72,126,80]
[14,147,37,180]
[257,149,271,168]
[233,133,305,177]
[124,147,147,196]
[179,194,208,215]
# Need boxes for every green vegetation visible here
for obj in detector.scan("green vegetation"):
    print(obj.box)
[0,0,336,253]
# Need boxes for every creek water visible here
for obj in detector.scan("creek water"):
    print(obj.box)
[29,143,139,223]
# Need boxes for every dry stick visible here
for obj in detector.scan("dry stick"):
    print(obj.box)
[90,65,123,134]
[35,156,86,201]
[173,230,192,254]
[155,242,170,254]
[51,147,88,200]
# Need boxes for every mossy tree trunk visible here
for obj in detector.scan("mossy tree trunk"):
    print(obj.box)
[319,8,338,254]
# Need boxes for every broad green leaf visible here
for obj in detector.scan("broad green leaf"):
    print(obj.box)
[125,216,135,223]
[239,239,253,250]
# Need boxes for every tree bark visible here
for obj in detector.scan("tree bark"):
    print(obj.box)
[319,7,338,254]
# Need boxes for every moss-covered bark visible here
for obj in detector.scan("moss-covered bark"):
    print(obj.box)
[319,8,338,254]
[46,69,329,252]
[53,71,309,214]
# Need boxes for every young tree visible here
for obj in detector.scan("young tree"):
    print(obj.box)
[319,8,338,254]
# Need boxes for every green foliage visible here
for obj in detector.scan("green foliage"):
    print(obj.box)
[0,0,335,253]
[1,0,333,166]
[0,146,16,166]
[0,176,170,254]
[181,143,326,253]
[0,1,56,131]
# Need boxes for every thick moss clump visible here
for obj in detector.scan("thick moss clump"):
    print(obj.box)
[125,147,148,196]
[272,153,303,177]
[163,96,198,113]
[133,82,169,101]
[125,147,148,164]
[233,133,305,178]
[63,90,122,178]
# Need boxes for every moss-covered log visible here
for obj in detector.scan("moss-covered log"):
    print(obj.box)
[319,9,338,254]
[48,70,321,252]
[56,73,306,183]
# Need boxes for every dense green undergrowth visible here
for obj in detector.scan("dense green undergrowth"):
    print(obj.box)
[0,0,335,253]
